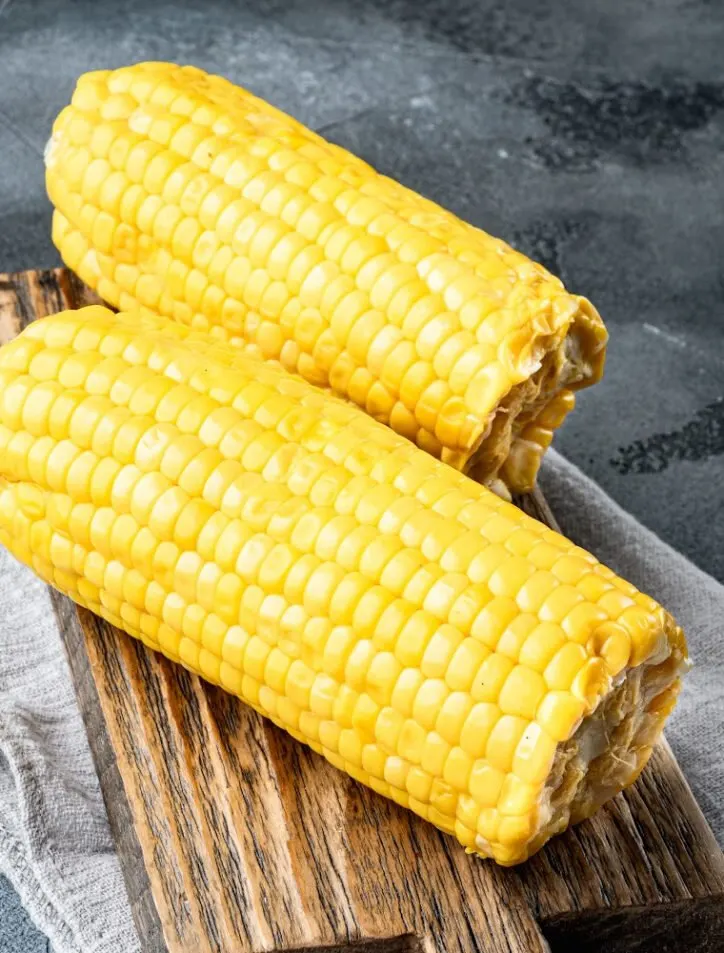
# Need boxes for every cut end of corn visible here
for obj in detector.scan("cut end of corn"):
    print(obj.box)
[0,306,682,864]
[46,61,607,495]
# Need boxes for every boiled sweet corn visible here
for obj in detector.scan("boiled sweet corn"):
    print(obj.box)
[0,306,683,864]
[46,62,608,496]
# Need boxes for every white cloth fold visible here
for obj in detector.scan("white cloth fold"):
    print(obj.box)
[539,453,724,839]
[0,450,721,953]
[0,552,140,953]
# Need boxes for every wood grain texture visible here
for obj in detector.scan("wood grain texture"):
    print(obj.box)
[2,269,724,953]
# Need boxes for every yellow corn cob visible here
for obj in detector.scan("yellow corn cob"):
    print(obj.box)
[0,306,682,865]
[45,62,607,497]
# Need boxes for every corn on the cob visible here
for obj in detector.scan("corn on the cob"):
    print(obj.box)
[0,306,682,864]
[45,62,607,496]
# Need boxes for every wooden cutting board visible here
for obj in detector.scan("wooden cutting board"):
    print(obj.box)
[2,268,724,953]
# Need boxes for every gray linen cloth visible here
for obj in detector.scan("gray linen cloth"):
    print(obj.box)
[0,450,722,953]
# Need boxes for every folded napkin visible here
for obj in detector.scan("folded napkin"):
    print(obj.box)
[1,451,722,953]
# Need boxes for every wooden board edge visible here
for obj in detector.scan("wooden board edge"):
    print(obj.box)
[49,590,168,953]
[540,894,724,953]
[50,576,724,953]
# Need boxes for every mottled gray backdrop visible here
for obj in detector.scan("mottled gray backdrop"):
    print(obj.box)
[1,0,723,948]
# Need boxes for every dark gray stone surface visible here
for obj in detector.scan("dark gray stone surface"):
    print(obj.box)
[0,1,722,948]
[0,875,49,953]
[2,0,723,580]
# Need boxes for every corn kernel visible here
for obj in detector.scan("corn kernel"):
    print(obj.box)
[0,301,680,868]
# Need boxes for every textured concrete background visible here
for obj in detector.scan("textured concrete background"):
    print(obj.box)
[1,0,723,948]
